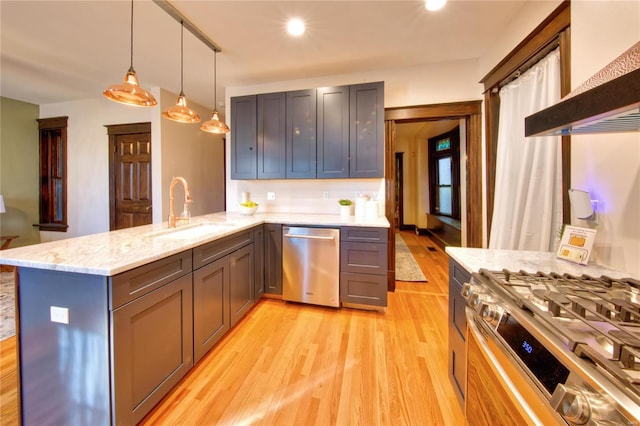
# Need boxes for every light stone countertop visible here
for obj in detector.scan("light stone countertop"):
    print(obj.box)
[446,247,635,280]
[0,212,390,276]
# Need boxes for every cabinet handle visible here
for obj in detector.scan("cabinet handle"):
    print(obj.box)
[283,234,335,240]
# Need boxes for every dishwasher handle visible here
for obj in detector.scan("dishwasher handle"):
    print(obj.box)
[283,233,336,241]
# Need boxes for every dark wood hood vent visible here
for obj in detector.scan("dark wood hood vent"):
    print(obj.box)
[525,41,640,137]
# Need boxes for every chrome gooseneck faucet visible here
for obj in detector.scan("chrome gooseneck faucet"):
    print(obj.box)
[168,176,192,227]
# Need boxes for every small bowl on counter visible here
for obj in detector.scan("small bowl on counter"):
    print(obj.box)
[239,204,258,216]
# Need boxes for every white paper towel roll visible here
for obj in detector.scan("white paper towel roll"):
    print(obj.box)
[365,200,378,218]
[355,196,369,217]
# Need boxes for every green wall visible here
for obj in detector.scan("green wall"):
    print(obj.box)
[0,97,40,247]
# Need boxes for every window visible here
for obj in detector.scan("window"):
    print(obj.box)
[429,127,460,219]
[37,116,68,231]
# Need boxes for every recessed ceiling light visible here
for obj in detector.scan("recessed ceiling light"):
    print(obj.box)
[425,0,447,11]
[287,18,305,37]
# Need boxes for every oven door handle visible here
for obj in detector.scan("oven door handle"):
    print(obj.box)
[466,308,545,425]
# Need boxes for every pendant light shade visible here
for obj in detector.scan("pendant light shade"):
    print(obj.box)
[163,20,200,123]
[201,51,230,133]
[104,0,157,107]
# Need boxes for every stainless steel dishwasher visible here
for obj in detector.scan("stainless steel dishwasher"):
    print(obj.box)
[282,226,340,307]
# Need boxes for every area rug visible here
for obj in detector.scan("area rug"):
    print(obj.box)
[395,234,428,282]
[0,271,16,340]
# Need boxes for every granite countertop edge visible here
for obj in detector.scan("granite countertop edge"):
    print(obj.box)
[446,246,635,280]
[0,212,390,276]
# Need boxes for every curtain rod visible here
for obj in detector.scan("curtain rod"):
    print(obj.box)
[152,0,222,53]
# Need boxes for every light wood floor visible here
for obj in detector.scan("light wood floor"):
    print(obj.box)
[0,231,464,425]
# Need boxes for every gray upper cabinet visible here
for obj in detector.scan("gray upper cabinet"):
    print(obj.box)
[231,95,257,180]
[231,81,384,180]
[316,85,350,179]
[287,89,317,178]
[349,82,384,178]
[257,92,286,179]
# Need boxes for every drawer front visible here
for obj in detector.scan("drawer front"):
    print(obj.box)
[340,241,387,275]
[193,230,253,269]
[340,272,387,306]
[451,261,471,288]
[110,251,192,309]
[340,226,387,243]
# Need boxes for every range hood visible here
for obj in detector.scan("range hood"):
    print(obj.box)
[525,41,640,137]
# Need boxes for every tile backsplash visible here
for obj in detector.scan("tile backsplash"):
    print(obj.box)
[227,178,385,215]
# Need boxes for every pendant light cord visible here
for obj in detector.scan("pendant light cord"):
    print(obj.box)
[180,20,184,94]
[213,51,217,108]
[129,0,134,68]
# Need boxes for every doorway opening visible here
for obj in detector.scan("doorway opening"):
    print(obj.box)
[384,101,483,287]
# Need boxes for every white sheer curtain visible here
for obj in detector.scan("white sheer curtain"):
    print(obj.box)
[489,49,562,251]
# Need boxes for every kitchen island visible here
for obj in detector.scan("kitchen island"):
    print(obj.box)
[0,211,389,426]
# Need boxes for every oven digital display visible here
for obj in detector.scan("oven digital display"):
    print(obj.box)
[497,314,570,394]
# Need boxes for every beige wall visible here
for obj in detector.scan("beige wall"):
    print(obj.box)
[569,0,640,277]
[159,89,226,221]
[0,97,40,247]
[33,89,225,242]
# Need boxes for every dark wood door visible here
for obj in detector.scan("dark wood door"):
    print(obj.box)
[107,122,152,230]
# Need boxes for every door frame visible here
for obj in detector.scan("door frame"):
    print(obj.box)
[106,122,152,231]
[384,101,483,288]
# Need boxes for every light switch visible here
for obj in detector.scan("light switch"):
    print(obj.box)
[50,306,69,324]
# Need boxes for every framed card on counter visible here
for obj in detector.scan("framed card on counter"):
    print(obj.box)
[556,225,597,265]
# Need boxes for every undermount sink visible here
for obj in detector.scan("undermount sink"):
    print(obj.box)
[153,222,236,240]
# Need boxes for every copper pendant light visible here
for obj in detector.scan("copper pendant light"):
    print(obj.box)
[163,20,200,123]
[201,51,230,133]
[103,0,157,107]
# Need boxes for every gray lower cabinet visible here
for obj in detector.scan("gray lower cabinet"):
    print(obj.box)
[264,223,283,295]
[193,229,255,363]
[229,244,255,327]
[448,258,471,409]
[18,229,261,425]
[339,226,388,307]
[254,225,265,299]
[17,250,194,426]
[193,256,230,363]
[112,272,193,425]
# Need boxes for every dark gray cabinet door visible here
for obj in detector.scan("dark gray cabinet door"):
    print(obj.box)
[257,92,286,179]
[448,259,471,409]
[287,89,317,178]
[112,273,193,426]
[264,223,283,295]
[230,244,255,327]
[349,82,384,178]
[254,225,265,300]
[193,256,230,363]
[231,95,257,179]
[317,85,349,178]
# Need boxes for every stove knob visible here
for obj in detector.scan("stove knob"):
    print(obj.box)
[461,283,473,299]
[469,292,483,309]
[481,303,502,325]
[550,384,590,425]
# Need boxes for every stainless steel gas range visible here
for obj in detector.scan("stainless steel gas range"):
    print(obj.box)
[463,268,640,425]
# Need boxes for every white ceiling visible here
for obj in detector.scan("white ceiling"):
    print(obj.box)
[0,0,528,110]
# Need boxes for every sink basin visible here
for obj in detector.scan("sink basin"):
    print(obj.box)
[153,223,235,240]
